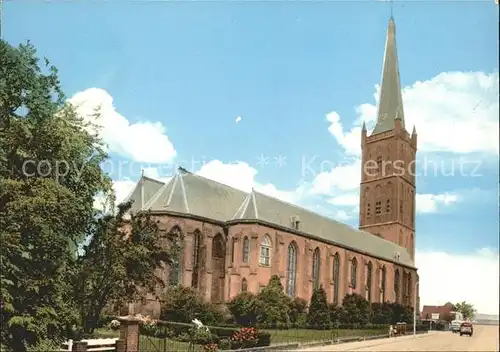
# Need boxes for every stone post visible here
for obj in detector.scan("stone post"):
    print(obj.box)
[72,341,87,352]
[115,339,126,352]
[118,316,140,352]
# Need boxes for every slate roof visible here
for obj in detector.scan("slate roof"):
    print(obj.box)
[123,169,415,269]
[372,17,406,135]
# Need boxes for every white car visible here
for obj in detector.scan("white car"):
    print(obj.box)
[459,322,474,337]
[450,320,462,333]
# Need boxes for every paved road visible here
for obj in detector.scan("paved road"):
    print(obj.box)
[300,325,499,351]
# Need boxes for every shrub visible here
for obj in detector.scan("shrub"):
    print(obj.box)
[254,276,291,327]
[307,286,331,329]
[227,292,257,326]
[288,298,308,326]
[371,302,393,325]
[341,294,371,326]
[387,303,413,324]
[160,286,222,325]
[328,304,345,326]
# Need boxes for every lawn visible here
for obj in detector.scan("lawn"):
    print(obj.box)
[263,327,387,345]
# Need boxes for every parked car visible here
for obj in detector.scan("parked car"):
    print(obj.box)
[451,320,462,333]
[459,322,473,337]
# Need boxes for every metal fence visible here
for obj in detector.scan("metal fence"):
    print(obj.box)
[137,321,400,352]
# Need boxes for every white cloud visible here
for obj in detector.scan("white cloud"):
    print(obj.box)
[196,160,300,203]
[309,159,362,196]
[327,71,499,156]
[416,193,459,213]
[69,88,177,163]
[328,194,359,207]
[235,116,242,123]
[333,210,352,221]
[417,247,499,315]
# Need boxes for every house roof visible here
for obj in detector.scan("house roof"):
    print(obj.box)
[421,303,454,317]
[123,168,415,269]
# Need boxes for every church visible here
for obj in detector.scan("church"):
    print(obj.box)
[124,17,419,318]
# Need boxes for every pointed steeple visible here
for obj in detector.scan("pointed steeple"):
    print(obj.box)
[372,17,406,135]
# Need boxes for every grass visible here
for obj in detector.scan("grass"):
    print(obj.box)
[94,325,387,351]
[263,327,387,344]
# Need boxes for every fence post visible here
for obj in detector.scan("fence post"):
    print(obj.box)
[115,339,126,352]
[118,315,140,352]
[72,341,88,352]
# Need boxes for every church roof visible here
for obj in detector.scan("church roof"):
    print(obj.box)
[372,17,406,135]
[124,170,415,269]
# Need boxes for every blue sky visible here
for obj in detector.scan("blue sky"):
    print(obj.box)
[4,0,499,313]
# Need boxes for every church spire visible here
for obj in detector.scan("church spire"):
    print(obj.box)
[372,17,406,135]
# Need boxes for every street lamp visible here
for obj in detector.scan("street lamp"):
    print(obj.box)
[413,280,420,336]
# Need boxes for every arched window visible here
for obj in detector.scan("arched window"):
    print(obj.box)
[312,247,321,290]
[333,253,340,305]
[394,269,400,303]
[380,266,386,303]
[402,272,407,304]
[242,236,250,263]
[366,262,373,302]
[241,278,248,292]
[259,235,271,266]
[350,258,358,289]
[407,273,412,306]
[168,226,183,286]
[286,242,298,297]
[398,230,403,246]
[191,230,201,288]
[231,237,236,263]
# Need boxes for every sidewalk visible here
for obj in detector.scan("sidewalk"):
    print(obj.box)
[298,331,439,351]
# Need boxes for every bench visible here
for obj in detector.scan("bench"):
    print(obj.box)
[62,338,119,351]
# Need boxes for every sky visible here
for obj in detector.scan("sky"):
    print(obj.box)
[4,0,499,315]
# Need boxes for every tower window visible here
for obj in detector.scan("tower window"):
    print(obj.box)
[366,203,371,217]
[375,201,382,215]
[400,200,403,215]
[386,199,391,213]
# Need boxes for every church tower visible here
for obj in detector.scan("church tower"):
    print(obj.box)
[359,17,417,260]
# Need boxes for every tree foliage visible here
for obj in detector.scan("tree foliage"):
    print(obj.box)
[74,201,174,334]
[254,275,291,327]
[453,301,476,320]
[160,286,222,325]
[0,39,112,351]
[341,294,371,325]
[370,302,393,324]
[307,286,331,329]
[288,297,308,326]
[227,292,258,327]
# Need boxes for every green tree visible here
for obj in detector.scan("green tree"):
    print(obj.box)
[227,292,258,326]
[288,297,308,326]
[0,40,112,351]
[328,304,345,326]
[453,301,476,320]
[387,303,413,324]
[307,286,331,329]
[371,302,393,324]
[160,286,222,325]
[74,201,176,334]
[341,294,371,326]
[254,275,291,327]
